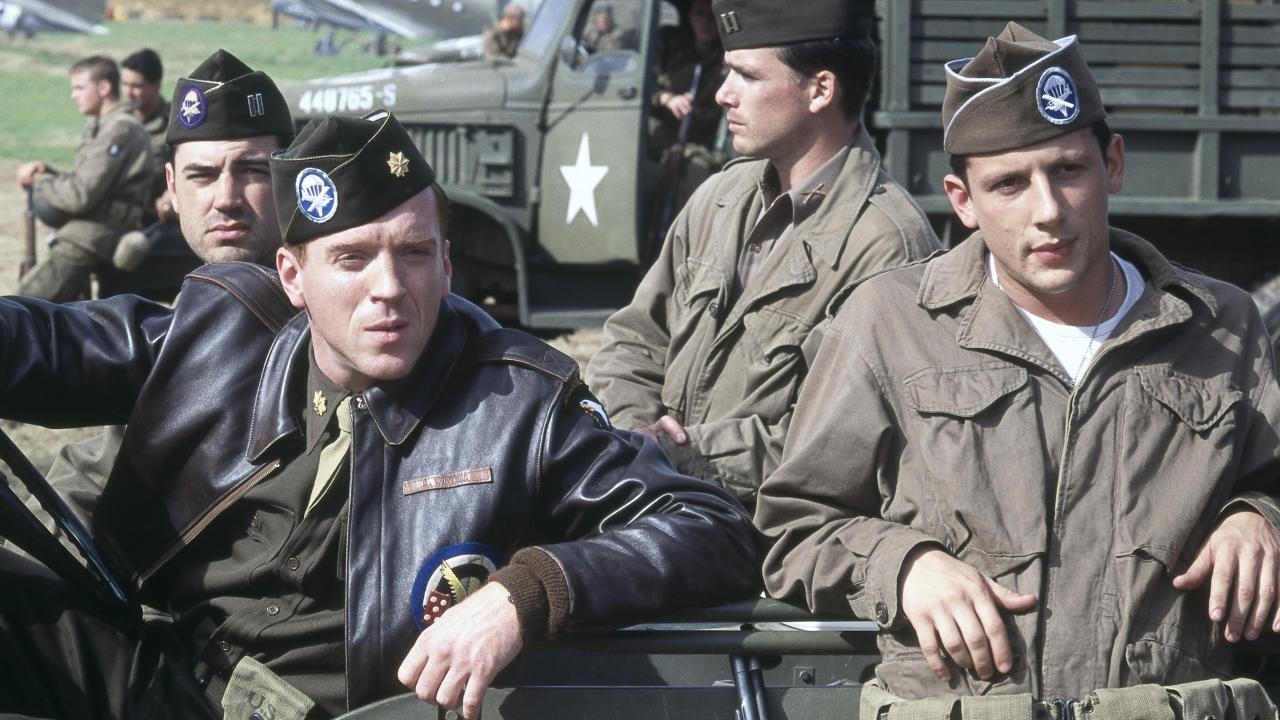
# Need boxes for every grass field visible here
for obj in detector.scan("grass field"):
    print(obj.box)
[0,19,389,165]
[0,19,389,470]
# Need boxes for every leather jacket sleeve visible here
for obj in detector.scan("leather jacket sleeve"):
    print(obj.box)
[530,381,761,632]
[0,294,172,428]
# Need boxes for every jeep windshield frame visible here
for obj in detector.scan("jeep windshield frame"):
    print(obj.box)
[521,0,572,59]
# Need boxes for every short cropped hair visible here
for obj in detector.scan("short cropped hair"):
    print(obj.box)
[70,55,120,98]
[776,36,878,121]
[122,48,163,86]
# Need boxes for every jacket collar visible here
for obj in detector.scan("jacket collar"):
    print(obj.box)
[92,101,133,136]
[916,228,1221,381]
[712,125,884,272]
[797,126,884,270]
[246,296,474,462]
[918,227,1219,316]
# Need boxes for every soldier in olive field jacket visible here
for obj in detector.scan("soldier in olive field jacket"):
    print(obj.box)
[15,55,151,302]
[587,0,940,509]
[757,23,1280,720]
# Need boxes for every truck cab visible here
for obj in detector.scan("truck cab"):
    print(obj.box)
[285,0,701,328]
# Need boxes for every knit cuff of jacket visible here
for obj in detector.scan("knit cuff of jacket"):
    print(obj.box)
[488,547,571,643]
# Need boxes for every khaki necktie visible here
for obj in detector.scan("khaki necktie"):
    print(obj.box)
[307,396,350,517]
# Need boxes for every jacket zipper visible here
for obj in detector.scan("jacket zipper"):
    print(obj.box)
[139,459,282,583]
[345,395,360,712]
[1042,340,1117,694]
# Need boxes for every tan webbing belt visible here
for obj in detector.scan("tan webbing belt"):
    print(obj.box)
[860,677,1278,720]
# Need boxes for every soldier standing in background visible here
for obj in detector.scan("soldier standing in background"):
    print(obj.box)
[14,55,151,302]
[588,0,940,510]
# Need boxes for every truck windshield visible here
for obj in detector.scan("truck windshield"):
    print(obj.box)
[522,0,572,59]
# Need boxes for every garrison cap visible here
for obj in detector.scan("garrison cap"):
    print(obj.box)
[270,109,435,245]
[165,49,293,145]
[942,22,1106,155]
[709,0,874,51]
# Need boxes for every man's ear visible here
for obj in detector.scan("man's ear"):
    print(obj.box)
[164,162,176,201]
[808,69,838,115]
[943,173,980,230]
[277,246,308,310]
[1105,132,1126,195]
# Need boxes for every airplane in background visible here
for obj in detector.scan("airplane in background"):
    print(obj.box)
[0,0,105,37]
[271,0,499,41]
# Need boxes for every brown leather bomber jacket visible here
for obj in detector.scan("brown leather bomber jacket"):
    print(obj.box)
[0,262,760,707]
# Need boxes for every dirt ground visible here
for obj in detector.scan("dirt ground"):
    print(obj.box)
[0,156,607,473]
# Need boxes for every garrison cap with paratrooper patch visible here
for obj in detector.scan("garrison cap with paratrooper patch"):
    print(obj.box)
[165,49,293,146]
[942,22,1107,156]
[270,109,436,245]
[709,0,874,51]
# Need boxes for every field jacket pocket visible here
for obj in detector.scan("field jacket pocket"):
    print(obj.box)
[1117,369,1243,557]
[903,364,1028,418]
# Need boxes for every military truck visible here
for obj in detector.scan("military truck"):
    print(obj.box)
[282,0,1280,329]
[284,0,717,327]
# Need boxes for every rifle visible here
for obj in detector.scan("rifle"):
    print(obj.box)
[648,63,704,262]
[20,186,36,280]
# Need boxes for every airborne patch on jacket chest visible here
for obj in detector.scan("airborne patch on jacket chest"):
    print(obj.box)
[410,542,500,630]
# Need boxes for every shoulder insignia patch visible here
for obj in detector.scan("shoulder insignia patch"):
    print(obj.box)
[578,397,612,429]
[410,542,500,631]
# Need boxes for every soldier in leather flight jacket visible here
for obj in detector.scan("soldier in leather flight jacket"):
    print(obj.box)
[0,110,759,720]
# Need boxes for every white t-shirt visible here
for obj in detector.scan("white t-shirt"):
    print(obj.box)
[988,252,1146,385]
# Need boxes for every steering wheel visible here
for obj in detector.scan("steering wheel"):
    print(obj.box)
[0,425,136,623]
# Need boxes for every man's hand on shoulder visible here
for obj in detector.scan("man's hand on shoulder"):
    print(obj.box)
[397,582,524,719]
[635,414,687,444]
[1173,508,1280,642]
[900,547,1036,682]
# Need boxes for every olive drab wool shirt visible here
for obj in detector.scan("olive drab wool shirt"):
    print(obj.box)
[757,230,1280,701]
[33,101,153,257]
[587,127,940,505]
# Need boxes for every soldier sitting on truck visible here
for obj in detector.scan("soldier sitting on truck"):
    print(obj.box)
[14,55,152,302]
[482,3,525,60]
[581,3,637,54]
[756,22,1280,719]
[587,0,940,510]
[648,0,723,157]
[642,0,726,254]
